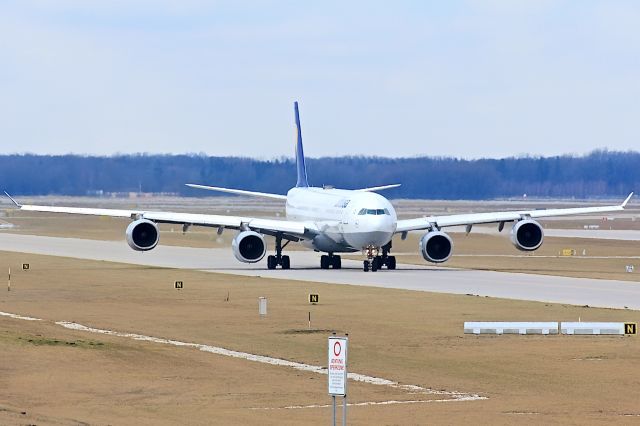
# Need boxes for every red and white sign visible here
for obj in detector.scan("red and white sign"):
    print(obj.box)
[328,336,348,395]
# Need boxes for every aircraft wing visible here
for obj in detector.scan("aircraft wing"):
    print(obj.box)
[396,193,633,233]
[355,184,401,192]
[9,196,316,240]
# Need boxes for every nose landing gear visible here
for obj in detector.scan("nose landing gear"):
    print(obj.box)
[363,245,379,272]
[362,242,396,272]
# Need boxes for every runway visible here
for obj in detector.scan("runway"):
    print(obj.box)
[0,233,638,310]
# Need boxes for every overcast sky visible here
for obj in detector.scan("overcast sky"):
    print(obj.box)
[1,1,639,159]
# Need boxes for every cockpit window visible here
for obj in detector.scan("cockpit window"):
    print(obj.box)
[358,208,390,216]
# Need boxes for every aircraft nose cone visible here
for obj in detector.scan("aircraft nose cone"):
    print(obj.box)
[353,215,395,247]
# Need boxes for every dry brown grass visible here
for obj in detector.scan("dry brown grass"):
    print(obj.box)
[1,251,639,425]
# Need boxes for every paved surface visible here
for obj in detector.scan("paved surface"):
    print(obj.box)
[0,233,638,310]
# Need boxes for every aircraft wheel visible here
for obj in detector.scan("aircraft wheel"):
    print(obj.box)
[320,255,330,269]
[281,255,290,269]
[332,256,341,269]
[387,256,396,270]
[267,255,277,270]
[363,260,370,272]
[372,256,382,271]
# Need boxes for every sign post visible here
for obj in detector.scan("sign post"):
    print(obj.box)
[328,334,348,426]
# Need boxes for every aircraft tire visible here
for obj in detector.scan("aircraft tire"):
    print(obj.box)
[372,256,382,271]
[267,255,277,270]
[363,260,370,272]
[387,256,396,270]
[320,255,329,269]
[282,255,290,269]
[332,256,341,269]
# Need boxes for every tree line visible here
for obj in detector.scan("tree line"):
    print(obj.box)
[0,150,637,199]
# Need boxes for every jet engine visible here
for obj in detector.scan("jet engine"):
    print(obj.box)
[511,219,544,251]
[232,231,266,263]
[419,231,453,263]
[126,219,159,251]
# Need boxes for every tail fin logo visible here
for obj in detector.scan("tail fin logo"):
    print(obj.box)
[294,101,309,188]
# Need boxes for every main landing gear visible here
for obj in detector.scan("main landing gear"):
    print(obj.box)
[267,234,290,269]
[363,242,396,272]
[320,253,341,269]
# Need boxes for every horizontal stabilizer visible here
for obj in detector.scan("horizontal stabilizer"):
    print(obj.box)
[3,191,21,207]
[355,184,401,192]
[185,184,287,200]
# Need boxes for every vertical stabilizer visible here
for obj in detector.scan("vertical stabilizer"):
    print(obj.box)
[294,101,309,188]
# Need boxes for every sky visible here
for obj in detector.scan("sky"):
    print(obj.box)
[1,1,639,159]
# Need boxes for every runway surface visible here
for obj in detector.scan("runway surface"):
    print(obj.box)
[0,233,638,310]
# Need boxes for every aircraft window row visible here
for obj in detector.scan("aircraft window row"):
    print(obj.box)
[358,208,390,215]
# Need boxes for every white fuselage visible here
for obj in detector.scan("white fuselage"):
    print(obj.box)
[285,187,397,253]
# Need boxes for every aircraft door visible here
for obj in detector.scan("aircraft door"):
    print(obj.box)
[340,208,351,234]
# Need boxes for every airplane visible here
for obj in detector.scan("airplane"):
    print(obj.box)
[4,102,634,272]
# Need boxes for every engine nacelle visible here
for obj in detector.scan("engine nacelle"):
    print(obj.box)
[126,219,159,251]
[419,231,453,263]
[232,231,266,263]
[511,219,544,251]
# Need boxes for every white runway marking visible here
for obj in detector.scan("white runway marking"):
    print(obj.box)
[252,398,480,410]
[0,311,41,321]
[0,310,485,405]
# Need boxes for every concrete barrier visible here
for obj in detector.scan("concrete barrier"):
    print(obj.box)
[464,322,559,335]
[561,322,626,335]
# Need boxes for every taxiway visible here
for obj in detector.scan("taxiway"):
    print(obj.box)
[0,233,638,310]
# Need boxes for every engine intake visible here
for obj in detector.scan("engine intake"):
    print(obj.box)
[511,219,544,251]
[232,231,266,263]
[420,231,453,263]
[126,219,159,251]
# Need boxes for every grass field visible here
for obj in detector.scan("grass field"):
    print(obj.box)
[1,251,639,425]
